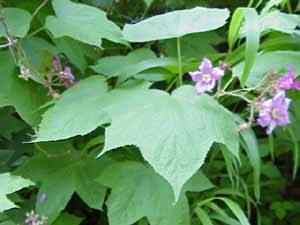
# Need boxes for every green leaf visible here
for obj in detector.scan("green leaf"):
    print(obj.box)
[233,51,300,87]
[21,37,58,74]
[237,117,261,200]
[228,8,245,51]
[45,0,127,47]
[100,85,239,200]
[259,11,300,34]
[16,152,107,223]
[261,0,286,14]
[195,208,214,225]
[144,0,154,7]
[0,8,31,38]
[91,48,156,78]
[123,7,229,42]
[53,213,83,225]
[240,8,260,86]
[0,51,49,126]
[0,173,33,212]
[0,109,27,139]
[35,76,110,141]
[96,160,214,225]
[216,198,251,225]
[35,81,238,200]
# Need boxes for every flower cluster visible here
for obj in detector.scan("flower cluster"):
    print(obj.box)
[52,56,75,87]
[256,69,299,134]
[189,58,224,94]
[24,211,48,225]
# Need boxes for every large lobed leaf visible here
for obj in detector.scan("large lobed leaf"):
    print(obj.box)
[123,7,230,42]
[96,160,214,225]
[46,0,127,47]
[35,77,239,200]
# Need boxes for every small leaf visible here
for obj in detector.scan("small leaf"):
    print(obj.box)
[0,8,31,38]
[46,0,127,47]
[0,173,34,212]
[123,7,230,42]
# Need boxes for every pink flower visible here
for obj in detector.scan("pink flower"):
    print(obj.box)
[257,92,291,134]
[276,68,300,91]
[189,58,224,94]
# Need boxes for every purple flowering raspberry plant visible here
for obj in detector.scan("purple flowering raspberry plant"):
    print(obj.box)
[2,1,300,225]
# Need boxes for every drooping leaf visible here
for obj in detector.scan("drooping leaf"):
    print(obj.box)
[233,51,300,87]
[0,173,33,212]
[100,85,239,200]
[16,152,107,223]
[240,8,260,86]
[237,117,261,200]
[122,7,230,42]
[0,8,31,38]
[96,160,214,225]
[228,8,245,51]
[0,51,49,126]
[45,0,127,47]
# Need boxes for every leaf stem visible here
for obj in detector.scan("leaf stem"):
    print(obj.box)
[176,37,183,86]
[31,0,49,22]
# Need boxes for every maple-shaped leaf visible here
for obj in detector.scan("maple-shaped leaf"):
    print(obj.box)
[100,85,239,200]
[96,160,214,225]
[35,77,239,200]
[0,173,34,212]
[16,152,106,223]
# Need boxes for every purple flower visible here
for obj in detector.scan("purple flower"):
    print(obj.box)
[276,68,300,91]
[59,66,75,87]
[257,92,291,134]
[189,58,224,94]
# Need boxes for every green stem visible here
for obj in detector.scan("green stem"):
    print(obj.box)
[176,37,183,86]
[31,0,49,22]
[247,0,254,7]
